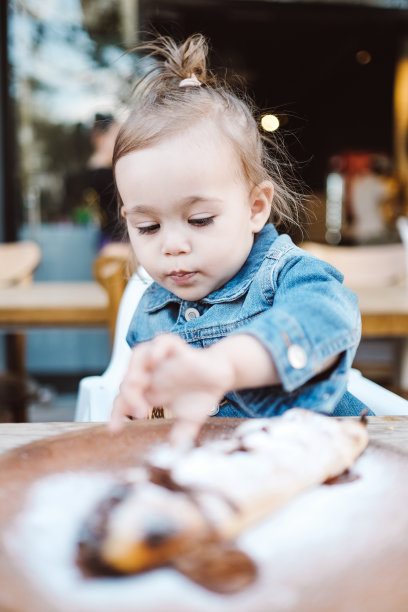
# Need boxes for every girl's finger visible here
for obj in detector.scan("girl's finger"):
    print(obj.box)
[109,394,132,433]
[120,384,151,419]
[146,333,184,369]
[109,390,150,432]
[169,419,200,448]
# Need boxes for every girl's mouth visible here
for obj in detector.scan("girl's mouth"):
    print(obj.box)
[168,271,196,284]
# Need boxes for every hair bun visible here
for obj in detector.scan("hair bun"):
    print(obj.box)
[132,34,211,91]
[164,33,208,82]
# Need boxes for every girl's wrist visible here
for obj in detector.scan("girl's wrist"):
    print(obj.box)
[204,342,237,393]
[206,334,280,391]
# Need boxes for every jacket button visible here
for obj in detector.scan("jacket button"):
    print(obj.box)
[208,404,220,416]
[288,344,307,369]
[185,307,200,321]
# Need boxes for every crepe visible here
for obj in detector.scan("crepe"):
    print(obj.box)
[77,409,368,592]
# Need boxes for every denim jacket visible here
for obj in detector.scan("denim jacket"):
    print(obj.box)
[127,224,367,417]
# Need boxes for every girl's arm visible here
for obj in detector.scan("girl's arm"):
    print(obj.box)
[110,332,336,433]
[110,333,275,432]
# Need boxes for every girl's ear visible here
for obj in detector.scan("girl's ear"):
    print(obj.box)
[249,181,274,233]
[121,206,127,219]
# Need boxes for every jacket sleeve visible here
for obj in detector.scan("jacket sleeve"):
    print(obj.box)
[233,246,361,395]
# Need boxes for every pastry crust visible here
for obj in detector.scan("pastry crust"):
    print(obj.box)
[77,409,369,579]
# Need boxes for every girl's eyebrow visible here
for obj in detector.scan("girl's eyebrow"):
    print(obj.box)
[126,205,156,215]
[187,196,221,205]
[126,196,221,214]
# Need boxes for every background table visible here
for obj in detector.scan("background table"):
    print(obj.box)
[0,282,111,420]
[355,284,408,389]
[357,284,408,336]
[0,282,109,329]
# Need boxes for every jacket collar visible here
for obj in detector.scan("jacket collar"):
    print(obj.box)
[143,224,278,313]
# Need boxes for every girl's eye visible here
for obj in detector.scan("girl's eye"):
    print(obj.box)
[137,224,160,235]
[189,217,214,227]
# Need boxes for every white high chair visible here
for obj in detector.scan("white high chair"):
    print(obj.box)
[75,269,408,421]
[75,268,151,422]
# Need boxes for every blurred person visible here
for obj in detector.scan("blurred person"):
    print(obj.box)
[85,113,123,245]
[348,155,392,244]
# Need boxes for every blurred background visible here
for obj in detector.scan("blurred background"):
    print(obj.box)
[1,0,408,420]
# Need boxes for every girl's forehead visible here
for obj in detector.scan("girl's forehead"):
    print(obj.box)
[116,122,248,204]
[159,121,233,154]
[121,121,241,172]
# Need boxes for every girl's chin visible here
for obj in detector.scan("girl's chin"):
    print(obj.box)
[168,284,212,302]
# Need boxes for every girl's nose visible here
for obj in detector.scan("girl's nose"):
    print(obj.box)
[161,229,191,256]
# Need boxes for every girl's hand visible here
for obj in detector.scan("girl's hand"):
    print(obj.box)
[109,334,235,434]
[110,332,281,443]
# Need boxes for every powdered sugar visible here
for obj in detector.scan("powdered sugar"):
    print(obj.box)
[5,444,408,612]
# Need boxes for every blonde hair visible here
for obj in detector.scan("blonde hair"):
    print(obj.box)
[113,34,304,230]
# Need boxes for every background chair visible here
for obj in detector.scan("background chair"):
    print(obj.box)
[0,240,41,288]
[0,240,41,421]
[93,242,134,341]
[75,268,151,421]
[301,240,407,390]
[0,240,42,372]
[300,241,405,288]
[397,216,408,276]
[348,369,408,415]
[75,265,408,421]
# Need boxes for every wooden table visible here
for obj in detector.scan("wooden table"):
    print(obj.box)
[0,283,111,421]
[0,417,407,455]
[0,417,407,612]
[0,282,109,329]
[353,283,408,389]
[357,284,408,337]
[0,422,97,454]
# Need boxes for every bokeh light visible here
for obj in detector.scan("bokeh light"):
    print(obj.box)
[356,50,372,65]
[261,114,280,132]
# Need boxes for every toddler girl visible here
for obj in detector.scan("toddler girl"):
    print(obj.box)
[110,34,367,436]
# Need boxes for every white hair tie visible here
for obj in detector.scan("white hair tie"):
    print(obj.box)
[179,73,202,88]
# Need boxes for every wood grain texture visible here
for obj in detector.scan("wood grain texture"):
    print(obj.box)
[0,418,407,612]
[1,416,407,455]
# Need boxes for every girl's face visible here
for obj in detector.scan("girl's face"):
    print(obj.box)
[116,121,272,302]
